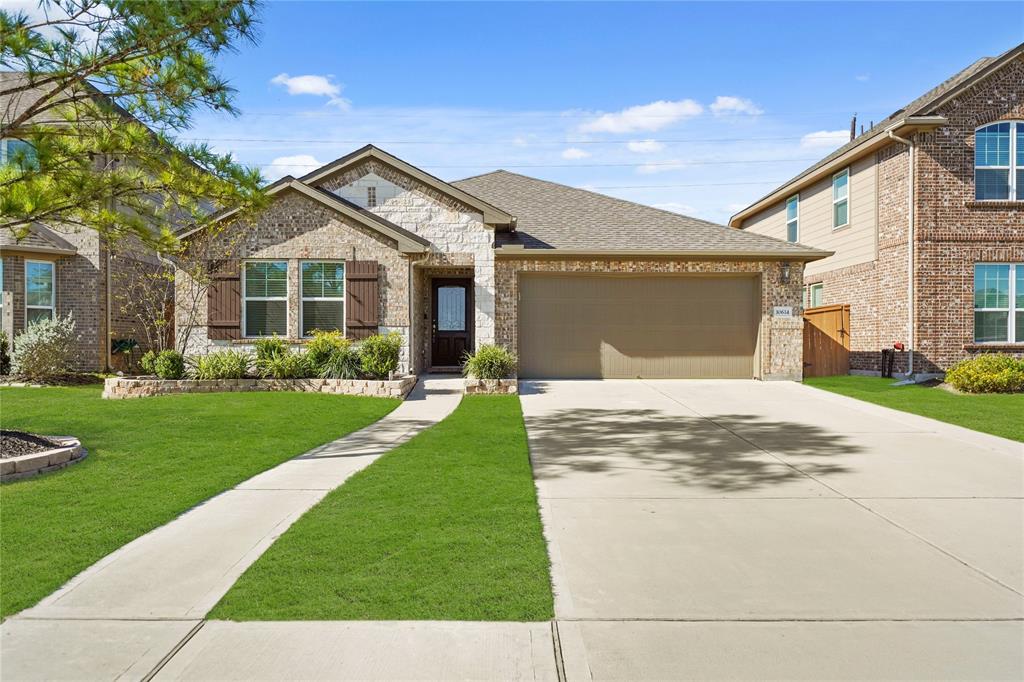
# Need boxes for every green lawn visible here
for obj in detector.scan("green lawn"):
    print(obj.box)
[0,386,398,618]
[211,395,554,622]
[805,375,1024,442]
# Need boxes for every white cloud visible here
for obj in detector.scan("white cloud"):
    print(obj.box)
[800,130,850,150]
[709,96,763,117]
[627,139,664,153]
[725,202,748,214]
[653,202,696,215]
[270,73,350,109]
[636,159,687,175]
[855,74,870,82]
[267,154,324,178]
[579,99,703,134]
[561,147,590,160]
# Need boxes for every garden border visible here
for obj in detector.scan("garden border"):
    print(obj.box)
[463,378,519,395]
[102,375,418,400]
[1,437,86,481]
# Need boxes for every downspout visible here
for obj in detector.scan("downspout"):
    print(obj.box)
[887,130,915,376]
[407,258,414,375]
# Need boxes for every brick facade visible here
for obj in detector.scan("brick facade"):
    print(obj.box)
[1,228,163,373]
[494,257,805,380]
[761,53,1024,376]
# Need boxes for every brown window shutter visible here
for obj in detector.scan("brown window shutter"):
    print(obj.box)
[346,260,379,340]
[207,259,241,340]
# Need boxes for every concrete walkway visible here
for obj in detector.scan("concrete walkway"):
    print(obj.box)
[1,377,465,681]
[521,379,1024,681]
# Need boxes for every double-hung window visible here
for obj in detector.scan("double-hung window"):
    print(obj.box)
[973,263,1023,343]
[832,169,849,229]
[785,195,799,243]
[975,121,1023,201]
[301,261,345,336]
[25,260,55,324]
[243,261,288,337]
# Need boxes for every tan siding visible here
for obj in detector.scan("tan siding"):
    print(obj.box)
[743,155,878,278]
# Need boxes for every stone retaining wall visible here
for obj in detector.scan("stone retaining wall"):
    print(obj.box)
[1,437,85,481]
[463,378,518,395]
[102,375,418,400]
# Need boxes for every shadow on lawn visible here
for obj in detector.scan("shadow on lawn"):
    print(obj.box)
[526,409,858,492]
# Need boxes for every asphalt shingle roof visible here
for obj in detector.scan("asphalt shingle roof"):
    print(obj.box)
[453,170,829,259]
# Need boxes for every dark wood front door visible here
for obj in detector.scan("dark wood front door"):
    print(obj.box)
[431,278,473,368]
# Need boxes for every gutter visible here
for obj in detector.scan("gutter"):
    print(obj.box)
[887,129,915,376]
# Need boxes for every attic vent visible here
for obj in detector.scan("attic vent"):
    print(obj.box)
[367,186,377,208]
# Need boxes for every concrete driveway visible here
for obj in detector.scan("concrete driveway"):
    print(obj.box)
[520,380,1024,680]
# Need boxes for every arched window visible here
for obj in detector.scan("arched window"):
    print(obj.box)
[975,121,1023,201]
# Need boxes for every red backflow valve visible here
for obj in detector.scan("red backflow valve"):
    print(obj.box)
[893,342,905,351]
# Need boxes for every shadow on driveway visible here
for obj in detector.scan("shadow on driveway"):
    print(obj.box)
[525,409,859,493]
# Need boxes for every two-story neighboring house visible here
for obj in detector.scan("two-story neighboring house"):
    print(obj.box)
[1,72,169,372]
[731,42,1024,378]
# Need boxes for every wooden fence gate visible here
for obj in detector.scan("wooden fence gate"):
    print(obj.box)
[803,304,850,377]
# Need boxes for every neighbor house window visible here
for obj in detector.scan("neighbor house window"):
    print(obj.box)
[243,261,288,337]
[975,121,1023,201]
[0,138,38,169]
[785,195,799,243]
[366,186,377,208]
[25,260,55,324]
[832,169,849,228]
[808,283,823,308]
[301,261,344,336]
[974,263,1023,343]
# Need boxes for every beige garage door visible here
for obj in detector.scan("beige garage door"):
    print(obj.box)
[518,274,760,379]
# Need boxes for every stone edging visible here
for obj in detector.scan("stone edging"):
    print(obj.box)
[1,437,86,481]
[102,375,418,400]
[464,378,518,395]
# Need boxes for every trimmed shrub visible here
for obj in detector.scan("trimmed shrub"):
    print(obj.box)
[153,349,186,380]
[259,351,312,379]
[0,329,10,375]
[140,349,158,375]
[463,344,517,379]
[360,332,402,379]
[253,336,287,364]
[946,354,1024,393]
[190,350,252,380]
[320,345,362,380]
[305,330,350,372]
[11,314,76,380]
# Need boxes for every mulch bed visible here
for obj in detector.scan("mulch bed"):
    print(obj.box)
[1,431,64,459]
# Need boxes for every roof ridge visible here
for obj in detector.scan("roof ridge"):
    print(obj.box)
[458,169,726,228]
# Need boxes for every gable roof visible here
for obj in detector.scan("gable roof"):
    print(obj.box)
[0,222,77,256]
[729,41,1024,228]
[453,171,830,261]
[180,176,430,253]
[300,145,515,227]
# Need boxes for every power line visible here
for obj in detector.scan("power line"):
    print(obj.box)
[256,157,819,170]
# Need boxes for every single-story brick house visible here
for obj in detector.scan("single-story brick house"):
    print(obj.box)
[176,145,829,379]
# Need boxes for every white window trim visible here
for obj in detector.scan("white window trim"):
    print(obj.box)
[808,282,823,308]
[300,260,346,338]
[241,259,289,338]
[974,121,1021,201]
[973,262,1022,344]
[832,168,850,230]
[24,259,55,325]
[785,194,800,243]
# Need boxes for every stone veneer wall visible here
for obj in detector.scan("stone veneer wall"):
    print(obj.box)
[314,160,496,348]
[103,375,417,400]
[494,258,805,380]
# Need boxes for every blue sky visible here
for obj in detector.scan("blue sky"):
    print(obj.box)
[187,1,1023,223]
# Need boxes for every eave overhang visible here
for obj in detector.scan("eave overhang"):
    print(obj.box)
[728,116,947,228]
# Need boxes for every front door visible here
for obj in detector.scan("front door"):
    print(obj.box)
[431,278,473,368]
